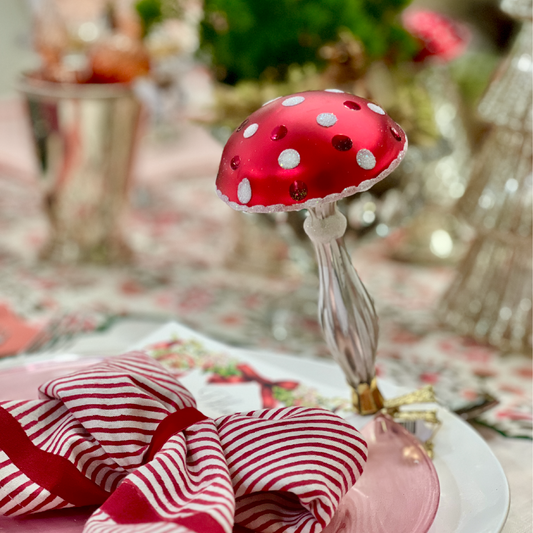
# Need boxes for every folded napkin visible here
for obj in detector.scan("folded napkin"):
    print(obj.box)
[0,353,367,533]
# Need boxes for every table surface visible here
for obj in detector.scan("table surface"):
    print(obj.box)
[0,93,531,532]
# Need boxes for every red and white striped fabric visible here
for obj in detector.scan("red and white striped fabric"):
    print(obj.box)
[0,353,367,533]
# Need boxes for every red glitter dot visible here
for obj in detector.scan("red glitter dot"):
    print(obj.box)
[332,135,353,151]
[271,125,288,141]
[236,118,249,132]
[289,180,308,201]
[390,126,402,141]
[344,100,361,111]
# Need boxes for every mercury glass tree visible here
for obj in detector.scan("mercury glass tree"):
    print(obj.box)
[439,2,532,354]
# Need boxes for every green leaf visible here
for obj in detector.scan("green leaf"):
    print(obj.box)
[200,0,418,84]
[135,0,163,37]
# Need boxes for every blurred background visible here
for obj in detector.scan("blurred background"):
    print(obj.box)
[0,0,531,529]
[0,0,518,97]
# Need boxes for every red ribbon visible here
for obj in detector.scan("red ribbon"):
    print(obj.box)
[0,405,208,510]
[144,406,207,462]
[208,363,299,408]
[0,406,109,507]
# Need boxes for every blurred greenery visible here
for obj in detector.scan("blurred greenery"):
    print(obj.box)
[135,0,184,37]
[200,0,420,84]
[135,0,163,37]
[449,50,501,109]
[208,63,322,130]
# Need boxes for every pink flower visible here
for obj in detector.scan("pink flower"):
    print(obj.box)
[403,8,471,62]
[178,287,214,313]
[462,389,481,401]
[149,339,183,351]
[419,372,440,384]
[391,328,420,344]
[473,367,497,378]
[496,409,532,421]
[120,279,144,295]
[515,366,533,380]
[463,348,492,364]
[219,313,242,326]
[498,384,525,395]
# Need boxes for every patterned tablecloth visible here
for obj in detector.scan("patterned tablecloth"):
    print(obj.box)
[0,95,532,532]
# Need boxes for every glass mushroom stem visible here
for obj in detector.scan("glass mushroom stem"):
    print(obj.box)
[304,201,384,415]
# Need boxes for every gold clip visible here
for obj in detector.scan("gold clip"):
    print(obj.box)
[381,385,441,460]
[392,409,440,425]
[351,377,384,415]
[383,385,437,412]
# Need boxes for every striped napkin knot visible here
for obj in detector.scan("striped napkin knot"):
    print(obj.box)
[0,353,367,533]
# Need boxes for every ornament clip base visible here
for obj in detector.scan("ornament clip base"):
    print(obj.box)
[351,378,384,415]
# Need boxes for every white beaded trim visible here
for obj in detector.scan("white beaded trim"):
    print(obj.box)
[217,138,408,213]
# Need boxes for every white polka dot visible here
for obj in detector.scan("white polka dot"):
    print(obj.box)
[278,149,300,169]
[282,96,305,107]
[243,123,258,138]
[325,89,344,93]
[237,178,252,204]
[357,149,376,170]
[316,113,337,127]
[262,96,281,106]
[367,103,385,115]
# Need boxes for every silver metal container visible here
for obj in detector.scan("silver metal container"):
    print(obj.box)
[19,75,143,264]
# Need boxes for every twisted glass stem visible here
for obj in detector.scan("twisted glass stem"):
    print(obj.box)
[305,202,379,394]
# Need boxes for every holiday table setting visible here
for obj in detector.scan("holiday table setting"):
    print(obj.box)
[0,85,531,531]
[0,319,514,533]
[0,0,532,529]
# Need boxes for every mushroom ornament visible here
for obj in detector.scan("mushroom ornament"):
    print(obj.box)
[216,90,407,414]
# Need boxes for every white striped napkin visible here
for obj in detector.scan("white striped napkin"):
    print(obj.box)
[0,353,367,533]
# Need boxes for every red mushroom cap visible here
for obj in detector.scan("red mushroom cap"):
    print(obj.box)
[215,90,407,213]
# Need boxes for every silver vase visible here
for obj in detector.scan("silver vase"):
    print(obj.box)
[19,75,143,264]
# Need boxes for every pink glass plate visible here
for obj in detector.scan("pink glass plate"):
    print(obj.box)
[0,361,439,533]
[0,507,97,533]
[323,413,440,533]
[0,358,104,399]
[0,359,104,532]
